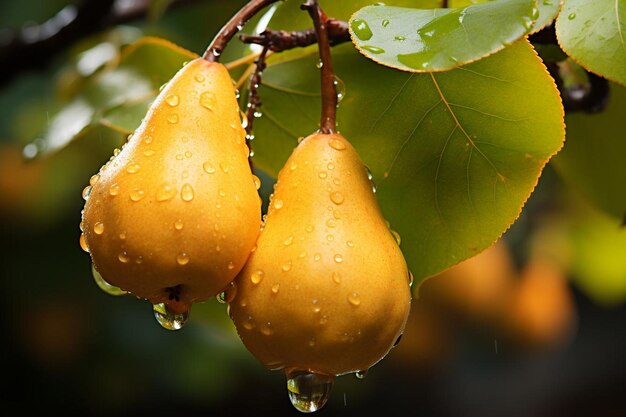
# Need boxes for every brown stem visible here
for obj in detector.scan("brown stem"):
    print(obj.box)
[442,0,449,8]
[239,19,350,52]
[245,46,269,147]
[301,0,336,134]
[202,0,280,62]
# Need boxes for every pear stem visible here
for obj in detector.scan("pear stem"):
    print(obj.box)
[202,0,280,62]
[302,0,337,134]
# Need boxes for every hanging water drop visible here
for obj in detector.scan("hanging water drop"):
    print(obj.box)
[355,369,368,379]
[92,264,126,296]
[286,370,334,413]
[153,303,189,330]
[82,185,92,200]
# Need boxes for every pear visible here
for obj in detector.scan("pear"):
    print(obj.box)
[229,132,411,376]
[80,58,261,309]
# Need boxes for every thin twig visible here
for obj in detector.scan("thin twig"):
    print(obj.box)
[301,0,337,134]
[202,0,280,62]
[245,46,269,146]
[239,19,350,52]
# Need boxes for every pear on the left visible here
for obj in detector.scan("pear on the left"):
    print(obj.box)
[80,58,261,323]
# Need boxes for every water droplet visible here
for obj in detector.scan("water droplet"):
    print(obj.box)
[330,192,344,205]
[327,234,334,241]
[181,183,194,201]
[351,18,373,41]
[394,35,406,41]
[79,234,89,253]
[348,292,361,306]
[177,252,190,265]
[89,174,100,186]
[203,161,216,174]
[329,138,346,150]
[144,136,153,144]
[252,175,261,190]
[355,369,368,379]
[113,148,121,156]
[299,251,307,259]
[200,92,216,110]
[143,149,156,157]
[391,230,401,245]
[126,163,140,174]
[153,303,189,330]
[92,265,126,296]
[82,185,92,200]
[314,253,321,262]
[156,183,177,201]
[568,13,576,20]
[290,162,298,171]
[184,151,192,158]
[327,162,335,170]
[306,225,315,233]
[271,284,280,294]
[362,45,385,54]
[382,19,390,27]
[274,198,284,209]
[93,222,104,235]
[408,271,414,287]
[261,322,274,336]
[194,74,205,83]
[315,59,323,69]
[174,219,184,230]
[334,254,343,263]
[119,232,126,240]
[318,171,328,179]
[282,260,292,272]
[216,292,226,304]
[167,114,179,124]
[130,188,145,201]
[118,252,130,263]
[346,240,355,248]
[286,370,334,413]
[220,162,230,173]
[166,94,179,107]
[332,272,341,284]
[326,218,337,228]
[109,184,120,196]
[251,270,264,284]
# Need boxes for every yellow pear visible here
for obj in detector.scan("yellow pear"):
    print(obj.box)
[229,132,411,377]
[80,58,261,310]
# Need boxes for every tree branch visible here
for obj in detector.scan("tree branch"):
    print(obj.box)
[202,0,280,62]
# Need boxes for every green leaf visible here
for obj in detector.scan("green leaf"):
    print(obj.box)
[268,0,442,31]
[349,0,537,72]
[556,0,626,86]
[551,83,626,219]
[450,0,563,33]
[34,37,196,156]
[250,40,564,282]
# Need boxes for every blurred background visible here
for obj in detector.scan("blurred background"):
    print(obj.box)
[1,0,625,415]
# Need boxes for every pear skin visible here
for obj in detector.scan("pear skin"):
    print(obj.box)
[81,58,261,307]
[229,132,411,376]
